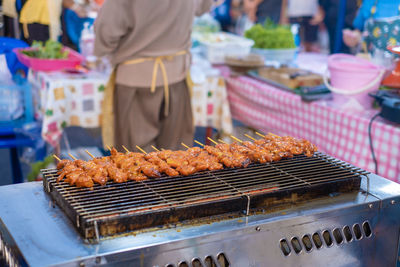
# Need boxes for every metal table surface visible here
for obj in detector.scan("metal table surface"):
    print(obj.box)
[1,175,400,267]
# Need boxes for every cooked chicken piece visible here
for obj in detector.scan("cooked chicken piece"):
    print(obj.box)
[55,134,318,188]
[75,160,108,185]
[145,152,179,176]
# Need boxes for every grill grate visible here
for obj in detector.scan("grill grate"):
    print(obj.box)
[42,152,368,242]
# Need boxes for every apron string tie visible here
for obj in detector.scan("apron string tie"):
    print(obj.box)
[124,50,187,116]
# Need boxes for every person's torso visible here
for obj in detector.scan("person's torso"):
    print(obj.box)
[113,0,194,62]
[363,0,400,62]
[256,0,282,24]
[114,0,197,87]
[287,0,318,18]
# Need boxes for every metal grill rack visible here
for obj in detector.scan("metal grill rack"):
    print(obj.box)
[42,152,369,243]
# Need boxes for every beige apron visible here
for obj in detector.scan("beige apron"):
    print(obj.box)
[102,50,191,149]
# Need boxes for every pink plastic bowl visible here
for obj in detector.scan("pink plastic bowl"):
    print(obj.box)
[328,54,382,90]
[14,47,83,72]
[325,54,385,110]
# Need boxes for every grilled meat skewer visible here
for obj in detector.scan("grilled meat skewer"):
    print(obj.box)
[56,135,318,188]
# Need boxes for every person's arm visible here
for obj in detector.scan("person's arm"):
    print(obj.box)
[310,5,325,25]
[94,0,131,57]
[279,0,288,25]
[342,29,362,47]
[342,0,368,48]
[243,0,263,22]
[62,0,87,17]
[195,0,213,16]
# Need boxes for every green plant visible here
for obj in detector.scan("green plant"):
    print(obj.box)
[27,155,54,182]
[245,19,295,49]
[22,40,69,59]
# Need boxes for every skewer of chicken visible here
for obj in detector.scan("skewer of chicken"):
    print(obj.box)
[198,139,252,168]
[140,146,180,177]
[57,154,94,188]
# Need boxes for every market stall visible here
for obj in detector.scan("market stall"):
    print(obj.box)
[220,53,400,183]
[2,1,400,266]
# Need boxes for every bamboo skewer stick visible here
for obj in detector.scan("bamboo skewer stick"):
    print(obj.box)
[268,132,281,138]
[194,140,205,147]
[122,145,130,153]
[255,131,281,138]
[181,143,190,149]
[255,131,265,138]
[244,134,257,141]
[68,153,77,160]
[207,137,218,145]
[218,138,228,144]
[85,150,96,159]
[136,145,147,154]
[151,145,160,152]
[106,145,112,151]
[230,135,243,143]
[53,155,61,162]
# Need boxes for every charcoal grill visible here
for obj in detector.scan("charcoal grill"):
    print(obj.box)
[1,152,400,267]
[42,152,365,242]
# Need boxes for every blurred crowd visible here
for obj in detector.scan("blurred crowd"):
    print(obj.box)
[1,0,102,50]
[1,0,400,57]
[214,0,363,54]
[214,0,400,58]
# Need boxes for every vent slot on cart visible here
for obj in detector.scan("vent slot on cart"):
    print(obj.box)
[312,232,323,249]
[204,256,217,267]
[333,228,344,244]
[302,235,313,251]
[178,262,189,267]
[343,225,353,242]
[353,224,363,240]
[192,258,203,267]
[363,221,372,237]
[280,239,291,256]
[216,253,230,267]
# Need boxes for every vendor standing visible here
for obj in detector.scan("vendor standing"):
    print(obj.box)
[343,0,400,60]
[94,0,212,152]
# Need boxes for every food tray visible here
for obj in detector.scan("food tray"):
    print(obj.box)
[196,32,254,64]
[14,47,83,72]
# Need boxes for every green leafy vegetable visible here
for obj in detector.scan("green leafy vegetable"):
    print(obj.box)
[27,156,54,182]
[245,18,295,49]
[22,40,69,59]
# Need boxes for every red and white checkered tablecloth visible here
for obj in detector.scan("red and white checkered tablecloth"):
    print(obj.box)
[220,67,400,183]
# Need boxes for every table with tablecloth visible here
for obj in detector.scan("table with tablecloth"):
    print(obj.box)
[29,68,232,147]
[191,75,233,135]
[220,53,400,183]
[29,70,108,147]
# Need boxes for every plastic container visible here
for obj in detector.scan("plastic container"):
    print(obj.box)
[0,81,23,121]
[323,53,385,110]
[197,32,254,64]
[0,75,34,123]
[251,47,297,65]
[80,22,95,58]
[14,47,83,72]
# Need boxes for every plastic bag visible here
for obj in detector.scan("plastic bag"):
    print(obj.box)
[193,13,221,34]
[0,58,23,121]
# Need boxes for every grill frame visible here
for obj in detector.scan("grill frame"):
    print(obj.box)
[42,152,369,243]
